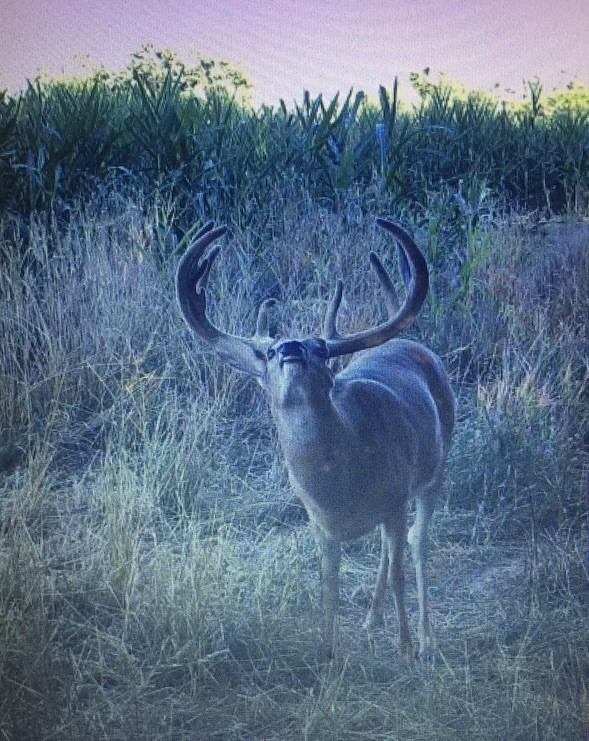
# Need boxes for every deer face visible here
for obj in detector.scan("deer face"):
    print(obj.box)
[263,338,334,409]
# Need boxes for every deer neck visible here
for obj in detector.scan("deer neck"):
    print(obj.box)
[271,389,352,503]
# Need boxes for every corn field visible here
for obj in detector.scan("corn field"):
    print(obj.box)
[1,48,588,226]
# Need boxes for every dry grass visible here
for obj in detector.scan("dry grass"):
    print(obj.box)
[0,192,587,740]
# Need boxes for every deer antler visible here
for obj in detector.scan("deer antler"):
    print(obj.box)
[176,222,272,376]
[323,219,429,357]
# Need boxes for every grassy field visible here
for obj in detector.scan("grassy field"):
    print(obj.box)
[0,189,587,739]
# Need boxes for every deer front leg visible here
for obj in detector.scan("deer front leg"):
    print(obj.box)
[386,514,413,658]
[317,532,341,659]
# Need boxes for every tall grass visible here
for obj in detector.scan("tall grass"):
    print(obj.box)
[0,188,587,739]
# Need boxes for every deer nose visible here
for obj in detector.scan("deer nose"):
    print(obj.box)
[278,341,307,366]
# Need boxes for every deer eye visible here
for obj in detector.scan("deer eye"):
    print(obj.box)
[308,339,329,361]
[305,337,329,361]
[267,347,276,360]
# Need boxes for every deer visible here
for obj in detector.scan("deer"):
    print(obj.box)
[176,217,456,659]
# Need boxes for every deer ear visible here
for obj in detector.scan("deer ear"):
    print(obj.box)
[214,338,267,379]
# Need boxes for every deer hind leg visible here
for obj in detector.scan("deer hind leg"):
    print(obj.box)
[364,525,389,639]
[363,524,390,636]
[407,491,436,656]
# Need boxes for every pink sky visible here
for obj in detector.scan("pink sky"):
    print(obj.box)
[1,0,587,104]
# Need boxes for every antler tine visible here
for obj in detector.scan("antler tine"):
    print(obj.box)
[194,244,221,292]
[323,280,344,339]
[368,252,399,313]
[183,226,227,282]
[177,225,227,341]
[192,220,216,242]
[255,298,277,338]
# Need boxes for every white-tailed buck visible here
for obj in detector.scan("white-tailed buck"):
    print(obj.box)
[176,218,455,658]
